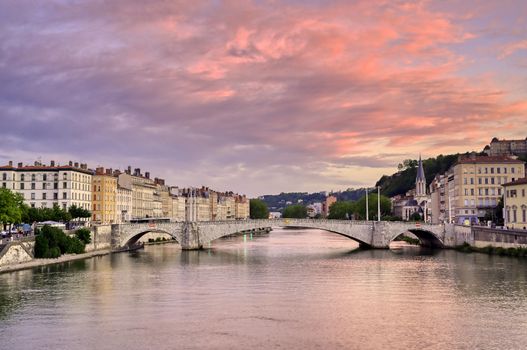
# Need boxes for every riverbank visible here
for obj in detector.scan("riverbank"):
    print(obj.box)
[0,249,111,274]
[455,242,527,257]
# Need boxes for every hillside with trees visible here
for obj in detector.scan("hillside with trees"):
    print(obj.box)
[260,189,366,213]
[375,154,462,197]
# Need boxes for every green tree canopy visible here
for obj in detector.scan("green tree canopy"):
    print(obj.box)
[69,205,91,220]
[354,194,392,220]
[282,204,308,218]
[328,201,355,219]
[0,188,25,227]
[250,199,269,219]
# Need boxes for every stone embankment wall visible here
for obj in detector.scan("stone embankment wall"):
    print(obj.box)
[0,241,35,267]
[472,227,527,249]
[84,225,112,252]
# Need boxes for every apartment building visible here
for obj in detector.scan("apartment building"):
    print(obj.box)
[450,155,525,224]
[503,178,527,230]
[118,168,157,219]
[116,183,132,223]
[0,160,92,211]
[91,167,117,224]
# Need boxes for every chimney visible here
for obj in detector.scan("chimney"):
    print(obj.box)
[74,162,79,168]
[18,162,23,168]
[8,161,12,167]
[127,166,132,174]
[69,161,73,166]
[106,168,112,175]
[134,168,141,176]
[96,167,104,174]
[34,161,39,166]
[50,160,55,167]
[145,172,150,179]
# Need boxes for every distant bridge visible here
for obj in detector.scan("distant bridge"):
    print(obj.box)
[111,219,464,250]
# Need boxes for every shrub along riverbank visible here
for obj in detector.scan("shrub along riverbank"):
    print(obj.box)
[455,242,527,257]
[34,226,90,258]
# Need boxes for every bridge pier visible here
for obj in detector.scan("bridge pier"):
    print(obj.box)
[180,222,202,250]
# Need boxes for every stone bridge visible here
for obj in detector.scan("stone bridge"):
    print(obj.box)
[111,219,463,250]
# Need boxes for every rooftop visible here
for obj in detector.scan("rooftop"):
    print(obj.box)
[456,155,524,165]
[503,177,527,187]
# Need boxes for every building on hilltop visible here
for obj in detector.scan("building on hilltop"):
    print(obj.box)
[483,137,527,158]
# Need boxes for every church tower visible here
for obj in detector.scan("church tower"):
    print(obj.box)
[415,154,426,199]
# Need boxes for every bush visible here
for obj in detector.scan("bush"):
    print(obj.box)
[148,238,154,243]
[33,225,86,258]
[75,228,92,245]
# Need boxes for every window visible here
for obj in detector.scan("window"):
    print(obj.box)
[512,167,515,174]
[464,178,467,185]
[523,189,526,197]
[491,167,494,174]
[54,193,58,200]
[485,189,489,195]
[42,193,46,200]
[491,177,495,185]
[31,193,35,200]
[464,189,468,195]
[464,199,468,206]
[523,209,526,223]
[43,183,47,190]
[31,174,35,181]
[31,203,35,208]
[497,167,501,174]
[54,182,58,189]
[1,173,5,181]
[471,189,474,195]
[485,168,488,174]
[20,183,24,190]
[511,190,517,198]
[504,168,508,174]
[63,182,67,189]
[478,178,482,185]
[470,178,474,185]
[1,182,5,188]
[63,173,67,180]
[513,209,517,223]
[21,174,25,181]
[63,192,67,199]
[484,178,488,184]
[43,174,47,181]
[498,188,502,196]
[31,183,35,190]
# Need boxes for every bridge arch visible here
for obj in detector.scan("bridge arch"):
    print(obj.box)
[197,219,374,248]
[121,229,178,248]
[390,229,444,248]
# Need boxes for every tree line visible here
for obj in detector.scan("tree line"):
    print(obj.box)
[0,188,91,229]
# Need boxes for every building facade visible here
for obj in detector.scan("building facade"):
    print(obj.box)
[116,184,132,223]
[1,160,92,212]
[503,178,527,230]
[450,155,524,224]
[91,168,117,224]
[484,137,527,157]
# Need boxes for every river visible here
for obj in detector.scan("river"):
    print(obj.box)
[1,228,527,349]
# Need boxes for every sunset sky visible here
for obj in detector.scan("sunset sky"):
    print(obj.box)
[1,0,526,196]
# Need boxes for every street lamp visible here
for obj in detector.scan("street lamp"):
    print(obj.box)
[377,186,381,222]
[365,188,369,221]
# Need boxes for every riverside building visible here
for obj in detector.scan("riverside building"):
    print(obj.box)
[91,167,117,224]
[0,160,92,212]
[503,177,527,230]
[448,154,524,224]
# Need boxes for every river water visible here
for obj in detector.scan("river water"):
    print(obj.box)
[1,228,527,350]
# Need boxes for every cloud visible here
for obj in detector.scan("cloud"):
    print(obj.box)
[0,0,525,196]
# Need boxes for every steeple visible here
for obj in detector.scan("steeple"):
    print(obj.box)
[415,154,426,197]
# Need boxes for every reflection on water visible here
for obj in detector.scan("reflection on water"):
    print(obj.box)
[1,228,527,350]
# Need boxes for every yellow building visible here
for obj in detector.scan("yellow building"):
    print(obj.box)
[503,178,527,230]
[451,155,525,224]
[92,168,117,224]
[235,195,249,219]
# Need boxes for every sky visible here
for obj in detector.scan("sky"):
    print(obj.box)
[0,0,526,197]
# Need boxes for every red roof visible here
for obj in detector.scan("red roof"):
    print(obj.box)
[456,155,524,165]
[503,177,527,187]
[0,165,93,175]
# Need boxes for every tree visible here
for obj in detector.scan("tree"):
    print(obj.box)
[75,228,92,244]
[250,199,269,219]
[282,204,308,218]
[409,212,422,222]
[328,201,355,219]
[0,188,25,229]
[34,225,86,258]
[354,194,392,220]
[69,205,91,221]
